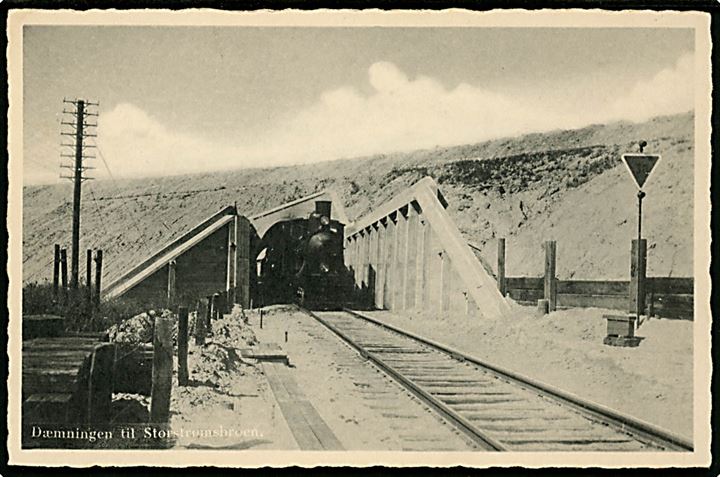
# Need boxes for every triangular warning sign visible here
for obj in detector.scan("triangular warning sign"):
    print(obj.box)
[622,154,661,189]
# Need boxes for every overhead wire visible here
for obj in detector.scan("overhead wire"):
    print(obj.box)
[87,185,111,245]
[95,143,151,250]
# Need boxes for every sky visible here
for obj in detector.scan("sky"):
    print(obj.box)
[22,26,695,184]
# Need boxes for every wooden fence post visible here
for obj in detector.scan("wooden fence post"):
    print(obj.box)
[53,244,60,299]
[208,295,216,333]
[213,292,221,319]
[86,249,93,305]
[544,241,557,312]
[94,250,103,306]
[630,239,647,319]
[228,285,236,311]
[195,298,208,346]
[537,298,549,316]
[87,343,114,423]
[167,260,177,310]
[150,315,173,423]
[177,306,189,386]
[497,238,506,297]
[222,290,230,314]
[60,248,68,298]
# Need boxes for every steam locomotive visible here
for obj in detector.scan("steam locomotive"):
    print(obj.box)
[254,201,353,309]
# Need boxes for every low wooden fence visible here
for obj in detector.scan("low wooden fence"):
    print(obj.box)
[52,244,104,306]
[497,239,693,320]
[114,285,233,423]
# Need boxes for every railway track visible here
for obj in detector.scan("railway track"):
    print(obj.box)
[302,308,693,452]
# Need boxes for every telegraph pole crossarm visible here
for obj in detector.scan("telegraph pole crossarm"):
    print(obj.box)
[59,97,99,289]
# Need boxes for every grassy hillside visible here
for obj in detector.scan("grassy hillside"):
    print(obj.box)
[22,112,694,288]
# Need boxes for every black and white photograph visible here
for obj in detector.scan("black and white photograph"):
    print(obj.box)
[6,8,712,468]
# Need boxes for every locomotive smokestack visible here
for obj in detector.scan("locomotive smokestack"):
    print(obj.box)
[315,200,332,219]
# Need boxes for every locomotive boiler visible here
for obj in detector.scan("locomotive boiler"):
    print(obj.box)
[254,201,353,309]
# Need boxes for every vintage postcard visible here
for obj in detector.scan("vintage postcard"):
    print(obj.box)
[6,8,712,468]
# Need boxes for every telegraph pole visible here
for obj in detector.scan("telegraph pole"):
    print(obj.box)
[61,98,98,289]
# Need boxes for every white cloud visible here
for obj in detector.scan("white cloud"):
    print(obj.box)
[599,53,694,123]
[97,103,247,178]
[94,55,694,179]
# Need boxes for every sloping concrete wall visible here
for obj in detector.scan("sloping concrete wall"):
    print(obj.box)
[104,207,252,309]
[345,177,510,319]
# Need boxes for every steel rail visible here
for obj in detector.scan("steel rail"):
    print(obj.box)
[299,307,506,451]
[342,308,693,452]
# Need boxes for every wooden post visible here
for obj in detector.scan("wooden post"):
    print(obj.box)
[537,298,549,316]
[228,286,236,312]
[60,248,68,292]
[544,241,557,312]
[53,244,60,298]
[177,306,189,386]
[206,295,214,334]
[150,315,173,423]
[87,343,114,423]
[213,292,221,320]
[497,238,506,297]
[167,260,177,310]
[195,298,208,346]
[223,290,231,314]
[86,249,93,305]
[216,292,224,318]
[94,250,103,306]
[630,239,647,319]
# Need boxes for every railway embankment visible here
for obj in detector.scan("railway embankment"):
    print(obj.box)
[360,305,692,440]
[23,112,693,286]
